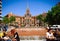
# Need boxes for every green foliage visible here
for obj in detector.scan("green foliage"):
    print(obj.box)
[2,16,15,24]
[45,2,60,25]
[9,16,15,23]
[2,17,9,24]
[37,2,60,25]
[36,14,46,26]
[36,14,44,21]
[45,11,54,25]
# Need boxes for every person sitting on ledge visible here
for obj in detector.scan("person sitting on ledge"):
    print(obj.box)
[46,29,56,41]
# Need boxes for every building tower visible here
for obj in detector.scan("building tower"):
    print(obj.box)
[25,0,31,17]
[0,0,2,22]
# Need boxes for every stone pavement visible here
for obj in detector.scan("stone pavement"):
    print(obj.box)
[20,40,46,41]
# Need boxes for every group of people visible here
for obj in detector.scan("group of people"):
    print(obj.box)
[0,29,20,41]
[46,28,60,41]
[0,26,60,41]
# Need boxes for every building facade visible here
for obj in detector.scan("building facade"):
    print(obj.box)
[5,8,47,27]
[6,8,40,27]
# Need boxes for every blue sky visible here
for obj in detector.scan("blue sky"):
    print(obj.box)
[2,0,60,16]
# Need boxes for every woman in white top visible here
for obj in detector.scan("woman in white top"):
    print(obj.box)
[3,34,11,41]
[46,29,55,41]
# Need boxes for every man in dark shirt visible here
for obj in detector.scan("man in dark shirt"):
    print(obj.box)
[53,29,60,41]
[14,32,20,41]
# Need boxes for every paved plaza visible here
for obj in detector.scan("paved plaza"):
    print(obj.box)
[20,40,46,41]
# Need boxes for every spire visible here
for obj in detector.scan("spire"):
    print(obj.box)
[27,0,29,9]
[25,0,31,17]
[10,12,12,14]
[26,0,30,14]
[26,8,30,14]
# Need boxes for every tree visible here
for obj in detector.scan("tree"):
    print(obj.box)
[45,11,54,25]
[2,16,15,25]
[9,16,15,26]
[36,14,45,26]
[9,16,15,23]
[37,14,43,21]
[45,2,60,25]
[2,17,9,24]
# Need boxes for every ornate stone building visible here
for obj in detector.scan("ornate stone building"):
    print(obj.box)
[5,8,39,27]
[5,7,47,27]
